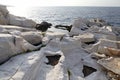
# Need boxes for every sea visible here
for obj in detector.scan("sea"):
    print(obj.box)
[8,6,120,27]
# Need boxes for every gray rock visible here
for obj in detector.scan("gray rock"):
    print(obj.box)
[21,32,43,46]
[69,18,89,36]
[8,14,36,28]
[0,34,41,64]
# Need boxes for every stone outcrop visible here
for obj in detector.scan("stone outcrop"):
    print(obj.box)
[0,5,36,28]
[0,5,120,80]
[0,5,43,64]
[8,14,36,28]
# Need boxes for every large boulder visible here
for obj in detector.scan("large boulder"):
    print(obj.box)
[0,34,41,64]
[21,32,43,46]
[0,5,38,28]
[69,18,89,36]
[0,5,37,28]
[8,14,36,28]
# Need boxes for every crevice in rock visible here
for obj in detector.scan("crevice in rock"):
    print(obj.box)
[67,69,71,80]
[0,57,11,65]
[82,65,97,77]
[60,36,64,41]
[8,61,24,80]
[86,24,91,27]
[46,55,61,66]
[13,36,16,45]
[84,41,96,45]
[81,27,88,31]
[33,42,42,46]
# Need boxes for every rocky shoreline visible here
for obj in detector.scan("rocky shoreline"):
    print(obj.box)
[0,5,120,80]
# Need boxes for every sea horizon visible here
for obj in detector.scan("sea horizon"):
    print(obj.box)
[6,5,120,7]
[8,6,120,27]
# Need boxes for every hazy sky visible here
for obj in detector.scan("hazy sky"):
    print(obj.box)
[0,0,120,6]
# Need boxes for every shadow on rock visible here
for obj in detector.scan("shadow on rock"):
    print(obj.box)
[46,55,61,66]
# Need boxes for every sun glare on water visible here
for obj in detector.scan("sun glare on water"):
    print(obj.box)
[1,0,81,7]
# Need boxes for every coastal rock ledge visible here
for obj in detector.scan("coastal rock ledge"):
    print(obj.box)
[0,5,36,28]
[0,5,120,80]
